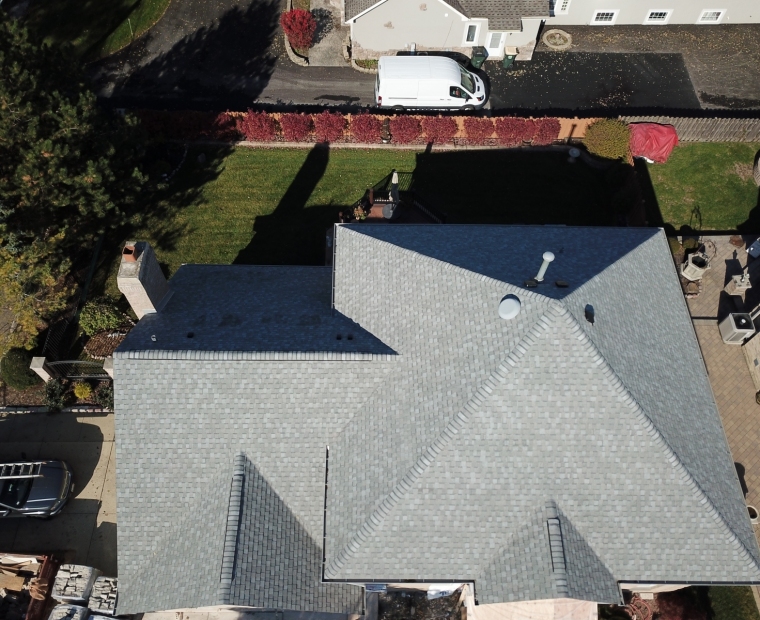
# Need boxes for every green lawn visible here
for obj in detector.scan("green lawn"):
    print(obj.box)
[22,0,171,59]
[96,145,616,297]
[646,142,760,232]
[710,586,760,620]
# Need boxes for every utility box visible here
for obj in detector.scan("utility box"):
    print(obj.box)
[719,313,755,344]
[470,46,488,69]
[503,46,517,69]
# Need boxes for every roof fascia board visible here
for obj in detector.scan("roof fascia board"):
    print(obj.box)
[346,0,390,23]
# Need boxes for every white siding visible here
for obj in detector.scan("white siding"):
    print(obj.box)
[546,0,758,24]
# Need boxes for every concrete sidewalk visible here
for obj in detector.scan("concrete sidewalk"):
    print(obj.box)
[0,412,116,576]
[536,25,760,109]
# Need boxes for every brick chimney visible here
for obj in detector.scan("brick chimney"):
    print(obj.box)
[117,241,172,319]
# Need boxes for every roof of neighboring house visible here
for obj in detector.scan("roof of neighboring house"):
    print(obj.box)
[114,225,760,616]
[345,0,548,30]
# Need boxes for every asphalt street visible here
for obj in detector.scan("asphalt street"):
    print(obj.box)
[97,51,701,113]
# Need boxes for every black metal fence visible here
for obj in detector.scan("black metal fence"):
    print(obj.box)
[46,360,109,380]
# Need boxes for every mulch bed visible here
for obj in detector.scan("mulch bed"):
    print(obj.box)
[0,383,46,407]
[379,589,463,620]
[83,331,127,360]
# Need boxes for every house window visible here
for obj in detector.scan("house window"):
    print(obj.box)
[591,10,618,24]
[698,9,724,22]
[465,24,477,42]
[644,9,672,23]
[552,0,571,15]
[488,32,501,48]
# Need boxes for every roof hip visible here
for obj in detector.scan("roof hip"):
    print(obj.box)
[554,304,760,575]
[324,302,563,579]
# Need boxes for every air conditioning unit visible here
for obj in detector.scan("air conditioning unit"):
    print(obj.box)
[719,313,755,344]
[681,251,710,281]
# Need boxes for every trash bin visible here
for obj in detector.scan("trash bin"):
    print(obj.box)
[503,46,517,69]
[470,46,488,69]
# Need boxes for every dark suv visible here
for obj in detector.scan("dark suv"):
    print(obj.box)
[0,461,73,518]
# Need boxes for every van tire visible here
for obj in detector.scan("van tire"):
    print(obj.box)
[463,105,475,111]
[392,105,405,112]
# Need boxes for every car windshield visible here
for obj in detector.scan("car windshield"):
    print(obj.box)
[459,66,475,93]
[0,478,33,508]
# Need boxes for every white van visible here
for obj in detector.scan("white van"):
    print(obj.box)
[375,56,487,111]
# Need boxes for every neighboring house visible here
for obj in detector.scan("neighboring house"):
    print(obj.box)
[345,0,548,59]
[113,226,760,619]
[345,0,760,60]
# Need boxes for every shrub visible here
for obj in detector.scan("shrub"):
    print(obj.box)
[137,110,216,141]
[668,237,682,255]
[44,378,69,412]
[313,111,345,143]
[280,9,317,50]
[389,116,421,144]
[463,117,494,145]
[80,299,122,336]
[208,112,240,141]
[494,117,528,146]
[522,119,537,143]
[421,116,457,144]
[73,381,92,401]
[350,113,382,143]
[0,348,42,390]
[280,113,313,142]
[532,118,561,146]
[584,119,630,160]
[237,110,277,141]
[656,590,707,620]
[94,382,114,410]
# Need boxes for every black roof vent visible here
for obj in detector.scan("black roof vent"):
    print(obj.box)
[555,280,569,288]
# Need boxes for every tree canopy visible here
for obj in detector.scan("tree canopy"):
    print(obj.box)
[0,14,147,356]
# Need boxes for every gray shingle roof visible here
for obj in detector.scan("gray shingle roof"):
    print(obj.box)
[114,225,760,615]
[323,225,760,599]
[345,0,548,30]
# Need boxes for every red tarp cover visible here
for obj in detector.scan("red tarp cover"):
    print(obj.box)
[629,123,679,163]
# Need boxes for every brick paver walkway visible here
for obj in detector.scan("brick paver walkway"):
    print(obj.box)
[685,236,760,538]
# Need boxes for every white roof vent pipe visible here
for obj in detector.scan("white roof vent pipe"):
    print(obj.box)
[535,251,555,282]
[499,294,521,320]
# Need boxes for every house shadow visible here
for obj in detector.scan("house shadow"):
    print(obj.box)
[234,143,350,266]
[92,0,279,106]
[409,149,614,226]
[229,454,362,611]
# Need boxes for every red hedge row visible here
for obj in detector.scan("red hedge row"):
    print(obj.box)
[137,110,561,146]
[314,111,345,143]
[389,116,422,144]
[421,116,457,144]
[350,113,382,143]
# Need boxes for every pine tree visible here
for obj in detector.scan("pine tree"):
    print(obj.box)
[0,14,147,356]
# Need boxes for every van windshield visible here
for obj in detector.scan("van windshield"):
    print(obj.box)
[459,65,475,93]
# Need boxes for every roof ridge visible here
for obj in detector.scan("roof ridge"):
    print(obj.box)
[553,303,760,575]
[114,350,399,361]
[338,226,551,304]
[324,303,564,579]
[218,452,246,604]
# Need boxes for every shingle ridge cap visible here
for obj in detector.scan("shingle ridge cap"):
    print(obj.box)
[217,451,246,604]
[324,305,563,579]
[554,302,760,575]
[338,226,551,303]
[113,349,399,361]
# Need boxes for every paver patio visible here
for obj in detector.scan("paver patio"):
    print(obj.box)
[685,236,760,539]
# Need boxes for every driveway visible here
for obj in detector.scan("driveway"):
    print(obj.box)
[0,412,116,576]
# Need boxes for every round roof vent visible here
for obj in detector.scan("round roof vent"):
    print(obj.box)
[499,294,521,320]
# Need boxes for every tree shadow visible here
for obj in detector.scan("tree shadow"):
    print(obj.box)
[88,143,234,297]
[737,178,760,234]
[91,0,279,105]
[233,143,349,266]
[311,7,334,45]
[409,149,614,226]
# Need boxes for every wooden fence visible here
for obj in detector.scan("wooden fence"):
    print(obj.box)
[620,116,760,142]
